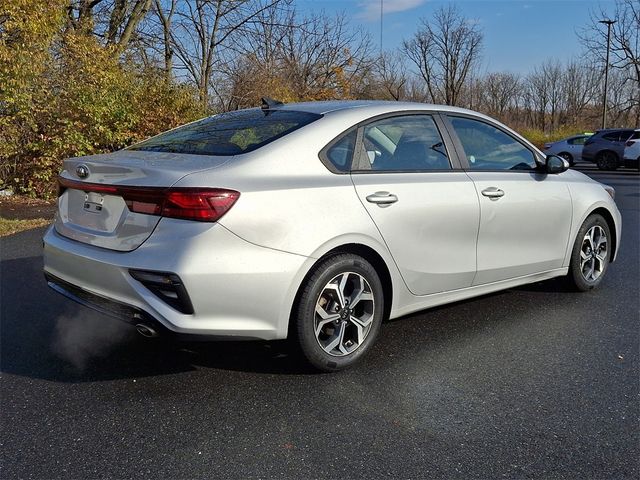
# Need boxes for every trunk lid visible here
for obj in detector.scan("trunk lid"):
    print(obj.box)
[54,150,231,251]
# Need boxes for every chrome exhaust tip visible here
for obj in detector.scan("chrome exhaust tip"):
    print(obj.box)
[135,323,159,338]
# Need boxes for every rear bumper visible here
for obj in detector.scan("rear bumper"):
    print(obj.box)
[45,271,167,331]
[43,221,310,340]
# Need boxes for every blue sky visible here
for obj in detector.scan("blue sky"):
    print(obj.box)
[297,0,615,74]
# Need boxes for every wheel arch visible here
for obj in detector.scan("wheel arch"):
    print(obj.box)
[589,207,618,262]
[287,243,394,339]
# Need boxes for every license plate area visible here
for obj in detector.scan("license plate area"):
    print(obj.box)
[62,189,127,233]
[83,192,105,214]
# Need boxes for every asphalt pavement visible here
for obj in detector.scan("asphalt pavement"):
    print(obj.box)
[1,165,638,479]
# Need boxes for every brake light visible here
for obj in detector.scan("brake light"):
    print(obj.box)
[161,190,239,221]
[58,177,239,222]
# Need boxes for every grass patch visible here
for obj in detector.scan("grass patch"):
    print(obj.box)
[0,217,50,237]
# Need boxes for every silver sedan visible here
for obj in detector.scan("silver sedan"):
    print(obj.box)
[543,134,592,165]
[43,100,621,371]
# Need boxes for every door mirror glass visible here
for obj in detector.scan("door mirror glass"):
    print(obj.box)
[546,155,569,174]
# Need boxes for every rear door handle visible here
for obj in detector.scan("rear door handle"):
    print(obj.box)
[481,187,505,198]
[366,191,398,206]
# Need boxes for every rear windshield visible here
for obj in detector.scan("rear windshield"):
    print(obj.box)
[129,109,322,156]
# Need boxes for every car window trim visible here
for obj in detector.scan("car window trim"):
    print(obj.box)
[441,113,545,173]
[349,111,463,174]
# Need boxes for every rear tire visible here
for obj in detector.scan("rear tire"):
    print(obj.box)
[567,214,611,291]
[293,254,384,372]
[596,151,619,170]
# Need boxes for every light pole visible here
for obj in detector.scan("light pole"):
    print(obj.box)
[380,0,384,57]
[599,19,616,129]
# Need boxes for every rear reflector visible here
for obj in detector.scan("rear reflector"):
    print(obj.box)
[129,269,194,314]
[58,177,239,222]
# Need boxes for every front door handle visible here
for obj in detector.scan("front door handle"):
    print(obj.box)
[366,191,398,206]
[481,187,505,198]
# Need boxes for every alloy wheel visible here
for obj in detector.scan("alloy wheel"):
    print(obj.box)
[580,225,607,282]
[314,272,375,356]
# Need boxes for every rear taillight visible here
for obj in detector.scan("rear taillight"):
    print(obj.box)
[58,177,239,222]
[543,144,551,149]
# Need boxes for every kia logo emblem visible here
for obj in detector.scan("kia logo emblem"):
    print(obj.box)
[76,164,90,179]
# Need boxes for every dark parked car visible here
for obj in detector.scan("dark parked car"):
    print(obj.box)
[582,128,636,170]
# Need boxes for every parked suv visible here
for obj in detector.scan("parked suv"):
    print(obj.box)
[582,128,636,170]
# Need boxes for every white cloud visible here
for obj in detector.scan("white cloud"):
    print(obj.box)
[357,0,427,22]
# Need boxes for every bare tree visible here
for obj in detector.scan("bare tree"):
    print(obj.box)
[560,59,601,126]
[169,0,287,109]
[279,12,374,100]
[579,0,640,124]
[402,4,482,106]
[477,72,521,119]
[373,52,408,101]
[153,0,177,79]
[67,0,153,54]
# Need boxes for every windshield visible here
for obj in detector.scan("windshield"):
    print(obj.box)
[128,109,322,156]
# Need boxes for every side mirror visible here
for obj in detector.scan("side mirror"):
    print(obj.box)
[546,155,570,174]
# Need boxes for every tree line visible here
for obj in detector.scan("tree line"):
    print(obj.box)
[1,0,638,197]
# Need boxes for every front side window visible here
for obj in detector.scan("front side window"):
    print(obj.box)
[449,117,536,171]
[359,115,450,171]
[129,109,322,156]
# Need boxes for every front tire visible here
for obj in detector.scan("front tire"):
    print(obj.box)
[567,214,611,291]
[293,254,384,372]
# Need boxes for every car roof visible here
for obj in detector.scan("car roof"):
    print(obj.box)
[275,100,480,116]
[595,128,635,133]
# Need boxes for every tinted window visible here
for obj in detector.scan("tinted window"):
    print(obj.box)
[129,109,321,156]
[325,130,356,171]
[360,115,450,171]
[631,131,640,140]
[602,132,620,141]
[449,117,536,171]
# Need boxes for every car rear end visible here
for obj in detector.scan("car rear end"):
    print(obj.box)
[43,108,322,340]
[623,130,640,170]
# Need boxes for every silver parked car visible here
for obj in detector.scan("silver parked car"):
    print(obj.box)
[44,100,622,371]
[543,134,592,165]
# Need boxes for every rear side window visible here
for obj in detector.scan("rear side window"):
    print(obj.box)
[324,130,357,172]
[129,109,322,156]
[360,115,451,171]
[568,136,588,145]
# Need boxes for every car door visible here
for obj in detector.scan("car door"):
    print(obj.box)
[349,113,480,296]
[568,135,587,161]
[444,114,573,285]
